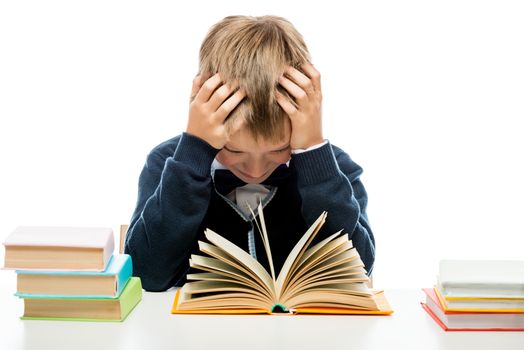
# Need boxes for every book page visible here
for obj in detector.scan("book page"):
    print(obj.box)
[299,231,344,266]
[177,288,269,311]
[182,280,273,305]
[190,255,255,286]
[288,274,369,297]
[303,267,368,283]
[197,241,274,297]
[287,290,379,310]
[290,265,367,293]
[287,235,352,289]
[250,203,276,281]
[306,249,363,276]
[204,229,276,300]
[281,247,367,302]
[186,272,265,292]
[275,212,327,297]
[282,281,377,310]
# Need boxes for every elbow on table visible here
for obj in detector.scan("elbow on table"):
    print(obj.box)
[133,268,174,292]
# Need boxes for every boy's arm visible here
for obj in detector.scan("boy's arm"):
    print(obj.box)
[124,133,219,291]
[126,73,244,291]
[290,143,375,275]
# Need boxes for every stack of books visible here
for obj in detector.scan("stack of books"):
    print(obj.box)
[422,260,524,331]
[2,226,142,322]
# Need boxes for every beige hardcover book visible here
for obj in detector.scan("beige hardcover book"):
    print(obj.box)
[17,274,117,296]
[172,203,392,315]
[3,226,114,271]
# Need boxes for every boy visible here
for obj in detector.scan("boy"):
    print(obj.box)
[125,15,375,292]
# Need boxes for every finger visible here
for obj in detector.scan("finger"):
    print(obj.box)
[275,91,297,116]
[227,113,246,136]
[279,74,307,103]
[300,63,321,92]
[189,75,203,102]
[283,66,314,95]
[208,82,237,112]
[215,88,247,122]
[194,73,223,103]
[200,71,212,83]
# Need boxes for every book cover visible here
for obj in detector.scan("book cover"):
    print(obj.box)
[20,277,142,322]
[15,254,132,298]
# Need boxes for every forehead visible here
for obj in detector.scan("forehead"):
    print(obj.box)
[227,122,291,151]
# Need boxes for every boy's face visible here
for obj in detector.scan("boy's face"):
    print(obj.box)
[216,121,292,184]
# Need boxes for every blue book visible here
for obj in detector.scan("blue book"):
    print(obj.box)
[15,254,132,299]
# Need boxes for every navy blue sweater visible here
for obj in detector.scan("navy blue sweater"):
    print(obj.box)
[125,133,375,292]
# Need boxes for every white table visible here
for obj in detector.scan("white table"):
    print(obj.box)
[1,274,523,350]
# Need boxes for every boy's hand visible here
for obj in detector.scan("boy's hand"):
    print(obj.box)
[275,63,323,150]
[186,73,246,149]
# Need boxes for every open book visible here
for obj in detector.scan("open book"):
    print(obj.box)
[172,204,392,315]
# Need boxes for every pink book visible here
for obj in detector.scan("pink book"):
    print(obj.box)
[3,226,114,271]
[421,288,524,331]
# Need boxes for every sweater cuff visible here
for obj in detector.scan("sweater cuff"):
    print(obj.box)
[173,133,220,177]
[291,140,329,154]
[291,141,340,186]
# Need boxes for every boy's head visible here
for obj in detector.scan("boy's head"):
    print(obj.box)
[199,15,311,142]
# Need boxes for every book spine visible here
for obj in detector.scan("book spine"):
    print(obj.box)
[116,255,133,297]
[118,277,142,321]
[103,233,116,270]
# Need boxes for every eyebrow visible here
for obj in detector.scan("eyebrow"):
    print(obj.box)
[224,144,290,153]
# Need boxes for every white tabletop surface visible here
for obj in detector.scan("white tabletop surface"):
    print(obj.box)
[1,273,523,350]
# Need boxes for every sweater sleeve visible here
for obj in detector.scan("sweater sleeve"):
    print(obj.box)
[124,133,219,291]
[290,142,376,275]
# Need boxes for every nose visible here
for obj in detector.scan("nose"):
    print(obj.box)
[244,159,268,179]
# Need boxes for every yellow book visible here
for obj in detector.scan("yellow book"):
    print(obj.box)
[172,203,392,315]
[434,287,524,313]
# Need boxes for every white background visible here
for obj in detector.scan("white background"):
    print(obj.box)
[1,0,523,289]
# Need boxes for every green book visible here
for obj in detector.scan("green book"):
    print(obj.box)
[20,277,142,322]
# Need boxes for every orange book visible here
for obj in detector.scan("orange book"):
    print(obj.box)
[171,203,393,316]
[172,289,392,315]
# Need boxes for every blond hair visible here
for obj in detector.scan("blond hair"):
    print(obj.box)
[199,15,311,141]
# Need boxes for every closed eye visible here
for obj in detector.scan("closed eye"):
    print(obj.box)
[224,146,244,154]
